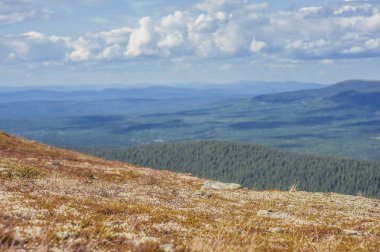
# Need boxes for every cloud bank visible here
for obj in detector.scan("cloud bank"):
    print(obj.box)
[1,0,380,65]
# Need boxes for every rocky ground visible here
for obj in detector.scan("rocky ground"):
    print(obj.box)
[1,131,380,251]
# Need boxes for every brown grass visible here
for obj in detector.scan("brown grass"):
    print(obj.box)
[1,131,380,251]
[0,159,48,179]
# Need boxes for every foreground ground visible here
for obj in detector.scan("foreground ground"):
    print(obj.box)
[1,132,380,251]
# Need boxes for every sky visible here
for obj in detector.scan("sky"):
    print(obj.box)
[0,0,380,87]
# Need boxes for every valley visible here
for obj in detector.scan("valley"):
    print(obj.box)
[1,80,380,160]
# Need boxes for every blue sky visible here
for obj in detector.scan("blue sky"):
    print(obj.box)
[1,0,380,86]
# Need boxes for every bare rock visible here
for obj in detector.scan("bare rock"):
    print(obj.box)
[343,229,363,236]
[268,227,284,233]
[160,243,175,252]
[257,210,271,217]
[224,183,243,190]
[202,181,242,190]
[257,210,289,219]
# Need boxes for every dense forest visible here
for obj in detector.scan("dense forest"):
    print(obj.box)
[77,141,380,198]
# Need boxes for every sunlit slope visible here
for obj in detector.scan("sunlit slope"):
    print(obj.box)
[1,131,380,251]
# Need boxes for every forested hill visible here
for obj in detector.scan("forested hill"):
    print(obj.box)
[78,141,380,198]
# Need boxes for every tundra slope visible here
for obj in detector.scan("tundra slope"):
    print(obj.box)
[1,132,380,251]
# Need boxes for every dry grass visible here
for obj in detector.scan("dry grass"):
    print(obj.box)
[289,181,299,192]
[0,159,48,179]
[1,132,380,251]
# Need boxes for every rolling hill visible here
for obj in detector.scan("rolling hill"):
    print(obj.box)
[0,81,322,103]
[78,141,380,198]
[1,80,380,160]
[1,131,380,251]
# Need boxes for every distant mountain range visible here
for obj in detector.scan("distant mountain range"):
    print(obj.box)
[1,80,379,160]
[0,81,323,102]
[0,81,323,118]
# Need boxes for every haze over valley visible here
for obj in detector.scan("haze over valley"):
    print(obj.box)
[1,80,380,161]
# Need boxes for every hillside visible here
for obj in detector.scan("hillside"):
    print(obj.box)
[0,80,377,160]
[1,132,380,251]
[0,82,324,146]
[0,82,322,119]
[252,79,380,103]
[0,82,322,103]
[78,141,380,198]
[1,80,378,160]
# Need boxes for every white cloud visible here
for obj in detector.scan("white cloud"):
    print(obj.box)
[0,11,34,25]
[286,39,329,50]
[188,31,217,57]
[7,41,29,57]
[160,11,187,30]
[250,39,266,53]
[247,3,269,12]
[365,39,380,50]
[191,14,219,33]
[125,17,157,57]
[297,6,324,18]
[66,26,133,61]
[98,27,133,44]
[98,44,122,60]
[0,0,52,26]
[23,31,46,40]
[342,46,365,54]
[196,0,244,13]
[0,31,69,63]
[214,22,249,54]
[220,63,232,71]
[319,59,334,64]
[68,37,92,61]
[334,4,373,16]
[158,32,183,49]
[2,0,380,65]
[91,16,111,24]
[363,13,380,32]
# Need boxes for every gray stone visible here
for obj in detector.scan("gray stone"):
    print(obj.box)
[160,243,175,252]
[201,181,242,190]
[268,227,283,233]
[224,183,243,190]
[343,229,363,236]
[257,210,289,219]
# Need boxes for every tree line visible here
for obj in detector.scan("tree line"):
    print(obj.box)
[76,141,380,197]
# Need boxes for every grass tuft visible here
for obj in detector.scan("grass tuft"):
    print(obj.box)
[289,181,299,192]
[0,160,47,179]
